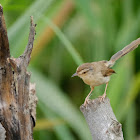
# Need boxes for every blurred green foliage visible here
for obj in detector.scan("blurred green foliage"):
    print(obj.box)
[1,0,140,139]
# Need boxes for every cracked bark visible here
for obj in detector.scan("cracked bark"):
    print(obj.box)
[80,98,124,140]
[0,5,37,140]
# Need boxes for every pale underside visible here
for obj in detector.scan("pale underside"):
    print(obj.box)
[82,72,110,87]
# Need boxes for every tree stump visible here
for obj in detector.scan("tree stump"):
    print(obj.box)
[0,5,37,140]
[80,98,124,140]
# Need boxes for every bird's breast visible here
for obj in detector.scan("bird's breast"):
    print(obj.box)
[82,72,110,86]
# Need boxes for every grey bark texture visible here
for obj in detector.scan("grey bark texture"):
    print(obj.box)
[0,123,6,140]
[80,98,124,140]
[0,4,37,140]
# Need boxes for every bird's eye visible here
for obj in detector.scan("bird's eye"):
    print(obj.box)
[80,69,90,75]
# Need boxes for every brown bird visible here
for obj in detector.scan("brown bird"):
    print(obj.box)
[72,38,140,106]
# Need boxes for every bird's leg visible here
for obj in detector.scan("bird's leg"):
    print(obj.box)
[98,82,108,102]
[84,86,94,106]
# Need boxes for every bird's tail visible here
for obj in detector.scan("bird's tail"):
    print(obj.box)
[107,37,140,67]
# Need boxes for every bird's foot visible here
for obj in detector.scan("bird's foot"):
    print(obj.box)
[83,88,94,107]
[98,93,106,102]
[84,97,90,107]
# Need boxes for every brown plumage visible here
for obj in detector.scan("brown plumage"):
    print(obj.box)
[101,68,116,77]
[72,38,140,106]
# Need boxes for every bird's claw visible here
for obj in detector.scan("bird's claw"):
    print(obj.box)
[98,93,106,102]
[84,97,90,107]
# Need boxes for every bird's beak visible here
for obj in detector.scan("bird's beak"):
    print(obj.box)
[71,73,78,77]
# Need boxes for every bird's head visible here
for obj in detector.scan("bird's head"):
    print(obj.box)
[72,63,93,79]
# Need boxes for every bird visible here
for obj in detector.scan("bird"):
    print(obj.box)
[72,38,140,106]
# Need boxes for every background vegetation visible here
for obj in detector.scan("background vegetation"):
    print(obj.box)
[1,0,140,139]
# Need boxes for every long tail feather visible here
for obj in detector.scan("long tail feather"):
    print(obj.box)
[108,37,140,67]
